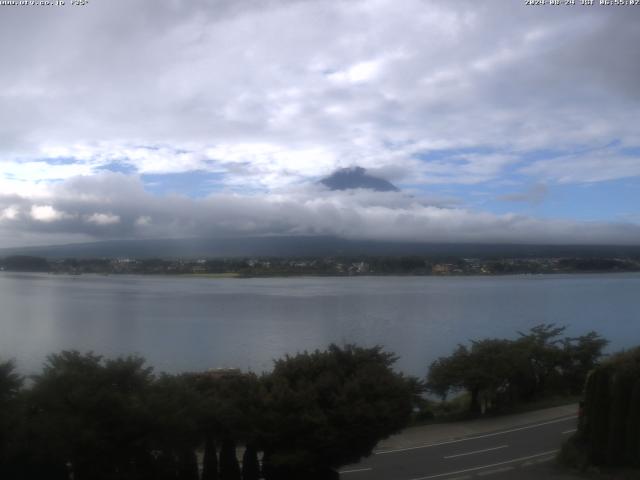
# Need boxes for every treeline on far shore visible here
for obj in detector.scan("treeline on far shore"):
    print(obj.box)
[2,254,640,276]
[1,324,624,479]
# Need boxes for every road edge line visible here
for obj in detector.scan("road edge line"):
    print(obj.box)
[376,415,576,455]
[408,449,559,480]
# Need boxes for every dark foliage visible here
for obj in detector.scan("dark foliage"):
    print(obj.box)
[1,255,50,272]
[219,438,241,480]
[426,325,608,413]
[260,344,413,475]
[241,444,260,480]
[201,435,219,480]
[0,360,24,479]
[26,352,156,480]
[0,344,414,479]
[579,347,640,468]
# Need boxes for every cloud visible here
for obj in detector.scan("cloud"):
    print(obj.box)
[415,153,518,185]
[522,150,640,184]
[327,59,384,84]
[30,205,71,223]
[0,1,638,247]
[1,205,19,220]
[135,216,152,227]
[0,160,94,182]
[86,213,121,225]
[1,0,639,191]
[0,173,638,248]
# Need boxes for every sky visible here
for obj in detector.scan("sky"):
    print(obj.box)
[0,0,639,248]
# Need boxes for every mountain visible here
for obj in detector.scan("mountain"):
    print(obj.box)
[320,166,399,192]
[1,236,640,259]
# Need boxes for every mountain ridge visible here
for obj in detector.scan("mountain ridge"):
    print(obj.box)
[320,166,399,192]
[2,236,639,259]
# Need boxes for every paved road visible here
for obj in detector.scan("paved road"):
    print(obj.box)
[340,412,578,480]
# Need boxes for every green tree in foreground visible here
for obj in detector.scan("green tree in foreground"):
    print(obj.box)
[26,352,156,480]
[0,360,22,401]
[560,331,610,394]
[241,444,260,480]
[579,346,640,467]
[427,325,608,414]
[0,345,420,480]
[219,438,241,480]
[201,434,219,480]
[427,339,520,414]
[0,360,24,479]
[187,368,263,480]
[260,344,415,479]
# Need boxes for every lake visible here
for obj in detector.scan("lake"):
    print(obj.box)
[1,272,639,377]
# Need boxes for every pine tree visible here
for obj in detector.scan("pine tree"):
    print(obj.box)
[606,372,633,465]
[178,448,199,480]
[624,379,640,467]
[241,444,260,480]
[219,438,241,480]
[586,367,611,465]
[202,435,219,480]
[582,347,640,467]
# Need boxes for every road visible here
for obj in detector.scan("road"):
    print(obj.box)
[339,413,578,480]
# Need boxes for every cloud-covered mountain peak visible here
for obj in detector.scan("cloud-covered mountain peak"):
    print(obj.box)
[320,167,399,192]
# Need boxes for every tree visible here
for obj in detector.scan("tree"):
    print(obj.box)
[580,347,640,467]
[0,360,22,401]
[426,345,468,401]
[177,448,199,480]
[241,444,260,480]
[0,360,24,479]
[260,344,413,479]
[427,340,520,413]
[427,325,608,414]
[146,374,203,479]
[467,339,522,412]
[188,370,263,444]
[514,324,567,399]
[219,438,241,480]
[2,255,49,272]
[27,351,156,480]
[560,331,608,394]
[201,434,219,480]
[187,370,263,480]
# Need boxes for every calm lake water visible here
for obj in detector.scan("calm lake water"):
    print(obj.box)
[1,272,639,376]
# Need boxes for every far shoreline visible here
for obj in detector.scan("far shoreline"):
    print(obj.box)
[2,270,640,279]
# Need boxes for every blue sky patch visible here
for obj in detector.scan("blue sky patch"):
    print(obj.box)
[141,171,225,197]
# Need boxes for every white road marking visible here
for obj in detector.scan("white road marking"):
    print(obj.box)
[562,429,577,435]
[408,449,559,480]
[533,456,555,464]
[339,467,373,474]
[376,416,576,455]
[477,466,514,476]
[444,445,508,459]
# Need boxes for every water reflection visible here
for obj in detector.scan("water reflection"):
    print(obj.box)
[1,272,639,375]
